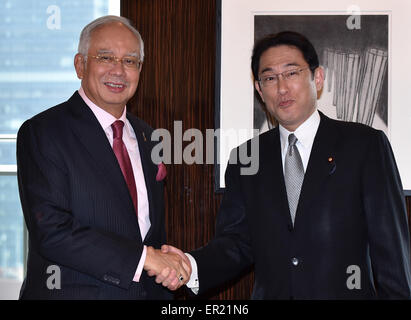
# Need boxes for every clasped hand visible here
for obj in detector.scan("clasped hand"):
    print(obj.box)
[144,245,191,291]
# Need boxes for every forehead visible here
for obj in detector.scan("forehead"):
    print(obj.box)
[89,22,140,53]
[259,45,306,72]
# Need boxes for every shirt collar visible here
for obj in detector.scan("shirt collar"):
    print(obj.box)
[78,86,128,132]
[279,110,321,152]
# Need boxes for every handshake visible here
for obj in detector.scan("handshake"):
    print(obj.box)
[143,244,192,291]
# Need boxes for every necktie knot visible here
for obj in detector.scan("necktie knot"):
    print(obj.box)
[288,133,298,146]
[112,120,124,139]
[288,134,298,156]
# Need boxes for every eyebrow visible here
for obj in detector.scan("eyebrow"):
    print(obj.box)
[96,49,139,58]
[260,62,301,74]
[96,49,114,55]
[126,52,139,58]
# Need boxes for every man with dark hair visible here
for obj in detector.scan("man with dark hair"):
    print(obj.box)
[161,31,411,299]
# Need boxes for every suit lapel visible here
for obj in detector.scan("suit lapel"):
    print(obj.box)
[67,92,142,238]
[295,112,338,226]
[260,127,292,224]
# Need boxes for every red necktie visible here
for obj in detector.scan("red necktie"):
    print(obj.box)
[111,120,138,215]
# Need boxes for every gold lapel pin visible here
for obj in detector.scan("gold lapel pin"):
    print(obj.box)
[142,132,147,142]
[328,157,334,162]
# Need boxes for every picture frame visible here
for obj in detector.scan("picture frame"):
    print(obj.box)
[215,0,411,194]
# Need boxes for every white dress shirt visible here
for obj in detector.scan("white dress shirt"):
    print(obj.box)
[78,87,150,282]
[279,110,320,173]
[186,110,321,294]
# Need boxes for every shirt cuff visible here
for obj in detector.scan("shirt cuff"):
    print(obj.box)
[133,245,147,282]
[185,253,199,295]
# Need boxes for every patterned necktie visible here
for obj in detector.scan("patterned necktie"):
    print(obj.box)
[284,133,304,225]
[111,120,138,215]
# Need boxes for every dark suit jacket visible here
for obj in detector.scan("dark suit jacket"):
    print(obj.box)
[17,92,172,300]
[191,112,411,299]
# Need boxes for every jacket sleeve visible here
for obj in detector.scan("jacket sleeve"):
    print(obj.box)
[362,130,411,299]
[190,149,254,295]
[17,119,143,289]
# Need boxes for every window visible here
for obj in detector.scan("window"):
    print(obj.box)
[0,0,120,300]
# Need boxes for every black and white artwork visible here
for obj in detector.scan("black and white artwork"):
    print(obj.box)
[254,15,389,135]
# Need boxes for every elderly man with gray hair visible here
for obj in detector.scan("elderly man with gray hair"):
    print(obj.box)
[17,15,190,300]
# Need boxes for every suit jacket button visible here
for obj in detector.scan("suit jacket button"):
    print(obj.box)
[287,224,293,232]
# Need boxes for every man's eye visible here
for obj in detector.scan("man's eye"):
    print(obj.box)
[265,76,275,81]
[99,55,112,62]
[123,58,136,66]
[287,70,299,77]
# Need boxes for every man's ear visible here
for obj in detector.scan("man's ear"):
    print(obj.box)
[313,66,324,92]
[254,80,265,103]
[74,53,85,80]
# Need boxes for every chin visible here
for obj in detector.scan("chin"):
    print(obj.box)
[278,116,300,130]
[103,93,128,102]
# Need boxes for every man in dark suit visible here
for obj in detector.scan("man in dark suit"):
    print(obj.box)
[161,31,411,299]
[17,15,190,300]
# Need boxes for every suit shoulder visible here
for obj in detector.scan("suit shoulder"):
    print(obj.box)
[18,100,72,137]
[326,116,385,141]
[258,127,278,142]
[20,91,83,128]
[229,128,275,160]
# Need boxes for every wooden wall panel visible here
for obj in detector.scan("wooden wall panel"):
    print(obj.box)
[121,0,411,300]
[121,0,254,299]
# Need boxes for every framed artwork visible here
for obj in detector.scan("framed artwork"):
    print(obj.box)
[215,0,411,194]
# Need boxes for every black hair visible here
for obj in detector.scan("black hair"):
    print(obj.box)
[251,31,319,80]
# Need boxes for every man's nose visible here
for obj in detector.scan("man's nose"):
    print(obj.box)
[277,76,289,94]
[109,59,126,75]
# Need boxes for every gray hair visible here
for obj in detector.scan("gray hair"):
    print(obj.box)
[78,15,144,62]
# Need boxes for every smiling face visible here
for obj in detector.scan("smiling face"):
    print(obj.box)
[254,45,324,131]
[74,22,142,118]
